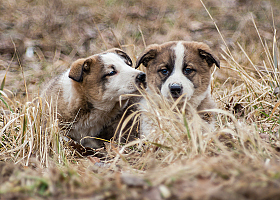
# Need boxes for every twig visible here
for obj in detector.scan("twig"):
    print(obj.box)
[10,37,28,101]
[93,19,108,50]
[110,28,122,49]
[138,25,146,48]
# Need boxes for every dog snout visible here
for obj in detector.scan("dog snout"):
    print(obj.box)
[136,72,146,83]
[169,83,183,98]
[136,72,146,88]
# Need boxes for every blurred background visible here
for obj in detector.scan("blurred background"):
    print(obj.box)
[0,0,279,98]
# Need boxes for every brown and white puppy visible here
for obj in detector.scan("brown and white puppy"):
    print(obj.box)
[41,48,146,148]
[135,41,220,136]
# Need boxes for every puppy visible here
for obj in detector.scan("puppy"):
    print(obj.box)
[41,48,146,148]
[135,41,220,136]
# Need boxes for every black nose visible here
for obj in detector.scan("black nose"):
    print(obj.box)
[169,83,183,98]
[136,72,146,83]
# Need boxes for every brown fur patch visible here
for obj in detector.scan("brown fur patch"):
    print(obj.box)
[41,48,145,148]
[68,58,87,82]
[136,41,219,97]
[136,41,220,129]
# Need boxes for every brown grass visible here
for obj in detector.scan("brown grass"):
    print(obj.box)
[1,0,280,199]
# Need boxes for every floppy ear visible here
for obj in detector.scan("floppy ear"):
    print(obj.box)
[114,49,133,67]
[198,49,220,68]
[68,58,91,82]
[135,44,158,69]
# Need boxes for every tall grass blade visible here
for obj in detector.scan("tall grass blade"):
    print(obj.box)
[273,29,279,85]
[22,114,27,144]
[0,95,13,112]
[273,29,278,70]
[269,100,280,118]
[183,114,191,140]
[0,73,6,91]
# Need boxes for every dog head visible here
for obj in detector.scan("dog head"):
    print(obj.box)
[68,48,146,103]
[135,41,219,103]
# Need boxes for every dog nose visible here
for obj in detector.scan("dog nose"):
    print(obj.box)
[136,72,146,83]
[169,83,183,98]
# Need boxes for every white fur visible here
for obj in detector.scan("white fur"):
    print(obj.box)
[192,85,211,108]
[161,42,194,101]
[100,53,142,101]
[174,41,185,70]
[139,97,156,137]
[61,69,73,103]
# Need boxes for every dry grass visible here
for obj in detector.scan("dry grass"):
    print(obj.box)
[1,0,280,199]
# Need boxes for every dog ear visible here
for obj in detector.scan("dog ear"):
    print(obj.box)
[135,44,158,69]
[198,49,220,69]
[69,58,91,82]
[114,49,133,67]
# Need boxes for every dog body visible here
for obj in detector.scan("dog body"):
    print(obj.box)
[41,49,145,148]
[135,41,220,136]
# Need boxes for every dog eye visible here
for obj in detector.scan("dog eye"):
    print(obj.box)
[183,68,195,75]
[159,68,169,75]
[102,70,117,79]
[107,70,117,76]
